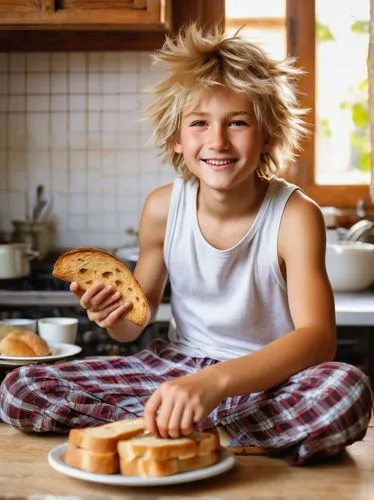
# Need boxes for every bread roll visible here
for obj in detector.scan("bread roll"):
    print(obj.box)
[0,329,50,357]
[52,247,149,326]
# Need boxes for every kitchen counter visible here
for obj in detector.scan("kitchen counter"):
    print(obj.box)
[1,420,374,499]
[0,290,373,326]
[334,291,374,326]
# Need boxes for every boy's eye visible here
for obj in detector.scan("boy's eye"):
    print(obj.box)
[190,120,207,127]
[229,120,248,127]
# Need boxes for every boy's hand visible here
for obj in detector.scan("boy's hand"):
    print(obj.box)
[70,282,133,328]
[144,367,226,438]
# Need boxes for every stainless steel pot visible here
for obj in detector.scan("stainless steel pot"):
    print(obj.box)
[0,242,38,279]
[12,219,52,258]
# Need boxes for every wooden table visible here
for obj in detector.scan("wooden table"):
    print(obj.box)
[1,420,374,499]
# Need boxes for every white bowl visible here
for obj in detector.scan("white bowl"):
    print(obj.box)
[326,241,374,292]
[0,318,37,332]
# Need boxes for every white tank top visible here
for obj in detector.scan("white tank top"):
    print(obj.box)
[164,176,299,361]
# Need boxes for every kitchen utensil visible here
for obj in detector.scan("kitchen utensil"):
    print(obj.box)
[31,184,52,221]
[0,242,38,279]
[38,191,52,221]
[345,219,374,244]
[326,241,374,292]
[32,185,45,221]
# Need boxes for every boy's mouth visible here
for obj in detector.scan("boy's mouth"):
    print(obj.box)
[202,158,237,170]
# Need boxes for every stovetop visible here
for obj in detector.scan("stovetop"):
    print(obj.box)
[0,273,70,292]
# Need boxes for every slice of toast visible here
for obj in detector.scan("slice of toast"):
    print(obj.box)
[119,450,220,477]
[64,418,221,478]
[64,443,119,474]
[52,247,149,326]
[68,417,145,454]
[117,435,198,462]
[117,431,220,462]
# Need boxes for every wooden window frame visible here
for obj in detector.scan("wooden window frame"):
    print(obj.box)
[226,0,371,209]
[285,0,370,208]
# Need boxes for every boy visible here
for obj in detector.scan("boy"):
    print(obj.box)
[0,24,372,465]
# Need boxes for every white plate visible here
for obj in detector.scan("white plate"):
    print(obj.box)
[48,443,235,487]
[0,343,82,366]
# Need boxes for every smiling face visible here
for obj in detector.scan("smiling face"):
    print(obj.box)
[174,88,267,192]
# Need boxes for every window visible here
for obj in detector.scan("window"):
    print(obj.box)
[315,0,369,186]
[225,0,287,60]
[225,0,371,209]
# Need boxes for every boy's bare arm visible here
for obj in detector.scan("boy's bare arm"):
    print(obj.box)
[92,184,172,343]
[133,184,172,323]
[207,191,337,397]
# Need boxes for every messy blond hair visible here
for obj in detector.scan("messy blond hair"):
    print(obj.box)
[143,23,308,181]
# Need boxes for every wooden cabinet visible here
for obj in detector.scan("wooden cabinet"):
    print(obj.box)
[0,0,169,30]
[0,0,224,51]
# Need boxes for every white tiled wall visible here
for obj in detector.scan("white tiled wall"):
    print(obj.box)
[0,52,175,249]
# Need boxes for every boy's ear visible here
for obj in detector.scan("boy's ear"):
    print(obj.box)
[262,138,272,154]
[173,141,183,154]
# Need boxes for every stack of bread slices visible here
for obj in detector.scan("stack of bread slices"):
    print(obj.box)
[64,417,221,477]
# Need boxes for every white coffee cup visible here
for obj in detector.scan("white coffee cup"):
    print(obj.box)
[38,317,78,345]
[0,318,37,333]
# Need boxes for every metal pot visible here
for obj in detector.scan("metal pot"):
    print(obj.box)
[12,219,52,258]
[0,242,38,279]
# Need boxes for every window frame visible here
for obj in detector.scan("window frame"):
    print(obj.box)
[226,0,371,209]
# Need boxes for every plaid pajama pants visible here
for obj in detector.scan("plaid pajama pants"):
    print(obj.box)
[0,339,372,465]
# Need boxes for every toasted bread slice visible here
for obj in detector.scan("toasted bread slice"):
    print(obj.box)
[189,430,221,455]
[117,430,220,462]
[64,418,221,478]
[118,435,197,462]
[68,417,145,454]
[119,450,220,477]
[64,443,119,474]
[52,247,149,326]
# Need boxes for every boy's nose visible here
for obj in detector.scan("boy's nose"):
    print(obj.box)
[207,126,229,150]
